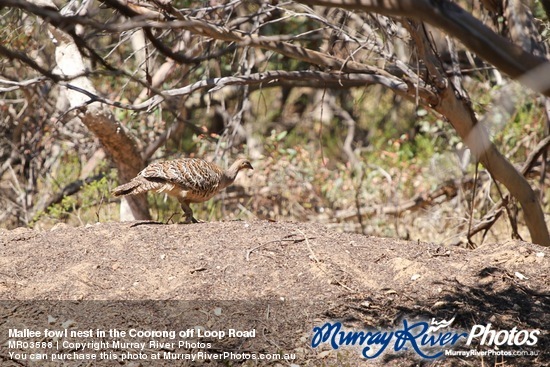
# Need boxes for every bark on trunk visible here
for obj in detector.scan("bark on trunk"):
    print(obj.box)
[53,37,151,221]
[436,86,550,246]
[407,21,550,246]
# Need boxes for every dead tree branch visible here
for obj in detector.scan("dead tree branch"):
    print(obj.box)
[296,0,550,95]
[335,174,488,220]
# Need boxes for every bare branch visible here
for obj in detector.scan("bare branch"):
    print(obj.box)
[295,0,550,95]
[155,70,434,106]
[406,19,550,246]
[335,174,488,220]
[0,77,47,92]
[0,44,60,82]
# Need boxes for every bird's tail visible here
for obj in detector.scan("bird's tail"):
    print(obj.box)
[112,180,141,197]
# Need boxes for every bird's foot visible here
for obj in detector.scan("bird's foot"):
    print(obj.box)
[183,215,199,224]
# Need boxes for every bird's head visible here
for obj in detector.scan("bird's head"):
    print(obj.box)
[235,159,254,172]
[222,159,254,187]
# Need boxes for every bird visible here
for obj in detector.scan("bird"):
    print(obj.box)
[112,158,253,223]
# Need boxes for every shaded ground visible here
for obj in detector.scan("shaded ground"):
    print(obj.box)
[0,220,548,366]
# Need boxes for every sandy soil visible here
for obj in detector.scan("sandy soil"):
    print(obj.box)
[0,220,548,366]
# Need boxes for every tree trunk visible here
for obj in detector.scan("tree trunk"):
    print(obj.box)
[406,21,550,246]
[53,37,151,221]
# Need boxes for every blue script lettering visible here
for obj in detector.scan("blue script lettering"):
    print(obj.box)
[394,320,439,358]
[311,322,341,348]
[393,320,468,359]
[312,320,468,360]
[311,322,393,359]
[360,331,394,359]
[422,329,466,346]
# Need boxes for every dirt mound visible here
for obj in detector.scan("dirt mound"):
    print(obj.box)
[0,221,548,366]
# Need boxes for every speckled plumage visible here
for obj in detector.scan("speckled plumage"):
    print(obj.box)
[113,158,253,223]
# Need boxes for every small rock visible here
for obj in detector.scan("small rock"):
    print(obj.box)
[514,272,528,280]
[432,301,447,308]
[317,350,331,359]
[61,319,76,329]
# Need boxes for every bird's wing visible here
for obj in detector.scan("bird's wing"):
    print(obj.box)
[139,159,222,193]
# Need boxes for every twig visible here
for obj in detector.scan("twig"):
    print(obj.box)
[296,229,320,263]
[328,98,359,166]
[296,229,355,292]
[354,167,366,234]
[245,234,305,261]
[165,212,177,224]
[460,136,550,243]
[467,161,480,246]
[190,267,207,274]
[520,135,550,175]
[427,248,451,257]
[335,174,488,220]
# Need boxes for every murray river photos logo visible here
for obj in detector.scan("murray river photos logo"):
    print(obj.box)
[311,317,541,360]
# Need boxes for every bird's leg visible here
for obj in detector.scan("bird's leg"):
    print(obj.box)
[178,198,198,224]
